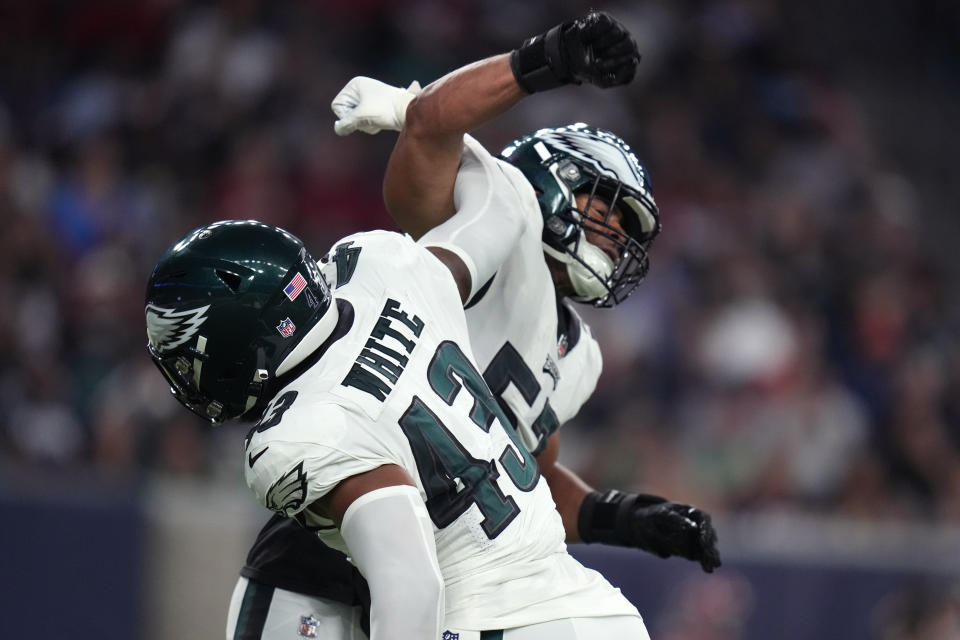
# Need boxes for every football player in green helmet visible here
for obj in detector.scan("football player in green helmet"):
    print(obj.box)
[149,218,652,640]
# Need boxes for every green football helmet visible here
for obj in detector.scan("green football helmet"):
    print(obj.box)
[144,220,336,424]
[500,123,660,306]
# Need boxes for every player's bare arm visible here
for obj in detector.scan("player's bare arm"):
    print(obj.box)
[332,11,642,240]
[314,464,416,524]
[330,61,525,305]
[384,9,642,238]
[384,54,525,239]
[536,432,593,541]
[537,431,721,572]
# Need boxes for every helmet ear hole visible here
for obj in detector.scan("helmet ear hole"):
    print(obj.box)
[216,269,243,292]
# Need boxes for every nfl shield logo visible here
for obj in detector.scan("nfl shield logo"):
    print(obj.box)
[298,614,319,638]
[276,317,296,338]
[442,632,460,640]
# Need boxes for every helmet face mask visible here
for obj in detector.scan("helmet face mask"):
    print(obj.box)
[501,123,660,307]
[145,220,334,424]
[148,342,241,423]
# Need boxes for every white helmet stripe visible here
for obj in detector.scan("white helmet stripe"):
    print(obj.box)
[532,123,653,200]
[193,335,208,386]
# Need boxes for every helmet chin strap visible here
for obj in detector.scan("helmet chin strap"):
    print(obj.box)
[543,234,614,302]
[275,299,340,376]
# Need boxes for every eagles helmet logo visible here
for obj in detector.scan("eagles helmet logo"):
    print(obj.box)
[145,304,211,352]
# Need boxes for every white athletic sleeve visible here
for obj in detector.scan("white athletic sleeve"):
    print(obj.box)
[340,485,444,640]
[418,134,528,302]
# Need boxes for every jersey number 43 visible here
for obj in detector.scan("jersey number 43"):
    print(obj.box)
[399,340,540,539]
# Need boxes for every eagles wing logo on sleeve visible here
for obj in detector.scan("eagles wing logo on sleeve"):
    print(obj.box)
[145,304,211,352]
[266,461,308,516]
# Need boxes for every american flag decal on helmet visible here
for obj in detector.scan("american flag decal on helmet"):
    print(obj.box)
[284,272,307,301]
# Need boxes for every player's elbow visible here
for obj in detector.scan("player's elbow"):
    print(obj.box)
[402,91,462,144]
[402,93,433,140]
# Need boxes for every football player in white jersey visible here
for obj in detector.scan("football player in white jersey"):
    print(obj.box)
[225,11,720,640]
[150,11,659,640]
[347,0,721,606]
[148,221,647,640]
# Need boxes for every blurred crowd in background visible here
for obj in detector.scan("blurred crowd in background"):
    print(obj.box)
[0,0,958,535]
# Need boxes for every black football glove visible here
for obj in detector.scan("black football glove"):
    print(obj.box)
[578,490,722,573]
[510,11,640,93]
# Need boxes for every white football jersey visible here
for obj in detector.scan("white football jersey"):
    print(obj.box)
[552,300,603,426]
[444,136,603,455]
[244,231,636,630]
